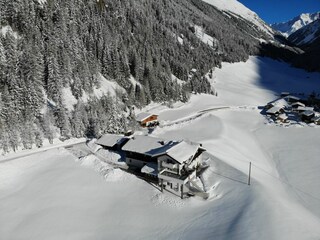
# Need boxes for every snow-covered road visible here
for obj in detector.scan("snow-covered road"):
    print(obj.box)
[0,138,86,164]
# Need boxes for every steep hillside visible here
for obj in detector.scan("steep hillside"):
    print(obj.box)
[288,19,320,72]
[270,12,320,72]
[1,57,320,240]
[0,0,273,153]
[202,0,274,36]
[271,12,320,37]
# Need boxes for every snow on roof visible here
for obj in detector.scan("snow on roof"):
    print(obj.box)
[297,106,314,111]
[122,135,179,157]
[272,98,289,108]
[292,102,305,107]
[95,134,127,148]
[302,110,315,117]
[141,163,158,176]
[266,106,283,114]
[277,113,288,120]
[285,95,300,101]
[136,112,157,122]
[166,141,201,164]
[122,136,203,163]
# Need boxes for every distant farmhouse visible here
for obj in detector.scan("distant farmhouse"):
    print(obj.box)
[136,112,159,128]
[96,134,207,199]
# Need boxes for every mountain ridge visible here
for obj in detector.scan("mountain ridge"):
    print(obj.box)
[271,12,320,37]
[288,19,320,46]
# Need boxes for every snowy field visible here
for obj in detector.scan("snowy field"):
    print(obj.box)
[1,57,320,239]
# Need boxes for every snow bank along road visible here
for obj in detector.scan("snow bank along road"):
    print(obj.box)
[1,57,320,240]
[0,138,86,164]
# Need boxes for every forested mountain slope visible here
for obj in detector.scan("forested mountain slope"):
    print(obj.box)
[0,0,274,152]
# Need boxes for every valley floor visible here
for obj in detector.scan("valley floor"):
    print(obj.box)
[1,57,320,240]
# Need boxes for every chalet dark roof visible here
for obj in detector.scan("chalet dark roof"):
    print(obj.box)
[96,134,128,148]
[122,135,204,164]
[136,112,158,122]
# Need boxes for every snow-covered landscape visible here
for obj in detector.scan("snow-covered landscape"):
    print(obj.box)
[1,57,320,239]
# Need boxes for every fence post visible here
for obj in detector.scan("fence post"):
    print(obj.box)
[248,162,252,185]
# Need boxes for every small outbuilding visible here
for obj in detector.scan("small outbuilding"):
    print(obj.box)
[136,112,159,127]
[95,134,129,151]
[277,113,289,123]
[301,110,315,123]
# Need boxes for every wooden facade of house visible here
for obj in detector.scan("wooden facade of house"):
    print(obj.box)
[140,115,159,127]
[136,112,159,127]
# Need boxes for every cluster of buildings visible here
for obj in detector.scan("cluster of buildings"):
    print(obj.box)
[95,133,207,199]
[265,93,320,125]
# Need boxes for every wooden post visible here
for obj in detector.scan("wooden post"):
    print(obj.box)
[161,179,163,192]
[248,162,252,185]
[180,184,184,199]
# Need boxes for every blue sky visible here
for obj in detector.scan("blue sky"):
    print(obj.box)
[238,0,320,24]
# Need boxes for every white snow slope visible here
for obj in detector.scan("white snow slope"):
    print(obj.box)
[202,0,274,36]
[1,57,320,240]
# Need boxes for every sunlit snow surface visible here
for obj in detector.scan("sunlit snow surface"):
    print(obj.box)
[202,0,274,36]
[1,57,320,239]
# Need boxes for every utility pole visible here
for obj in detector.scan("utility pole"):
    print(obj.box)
[248,162,252,185]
